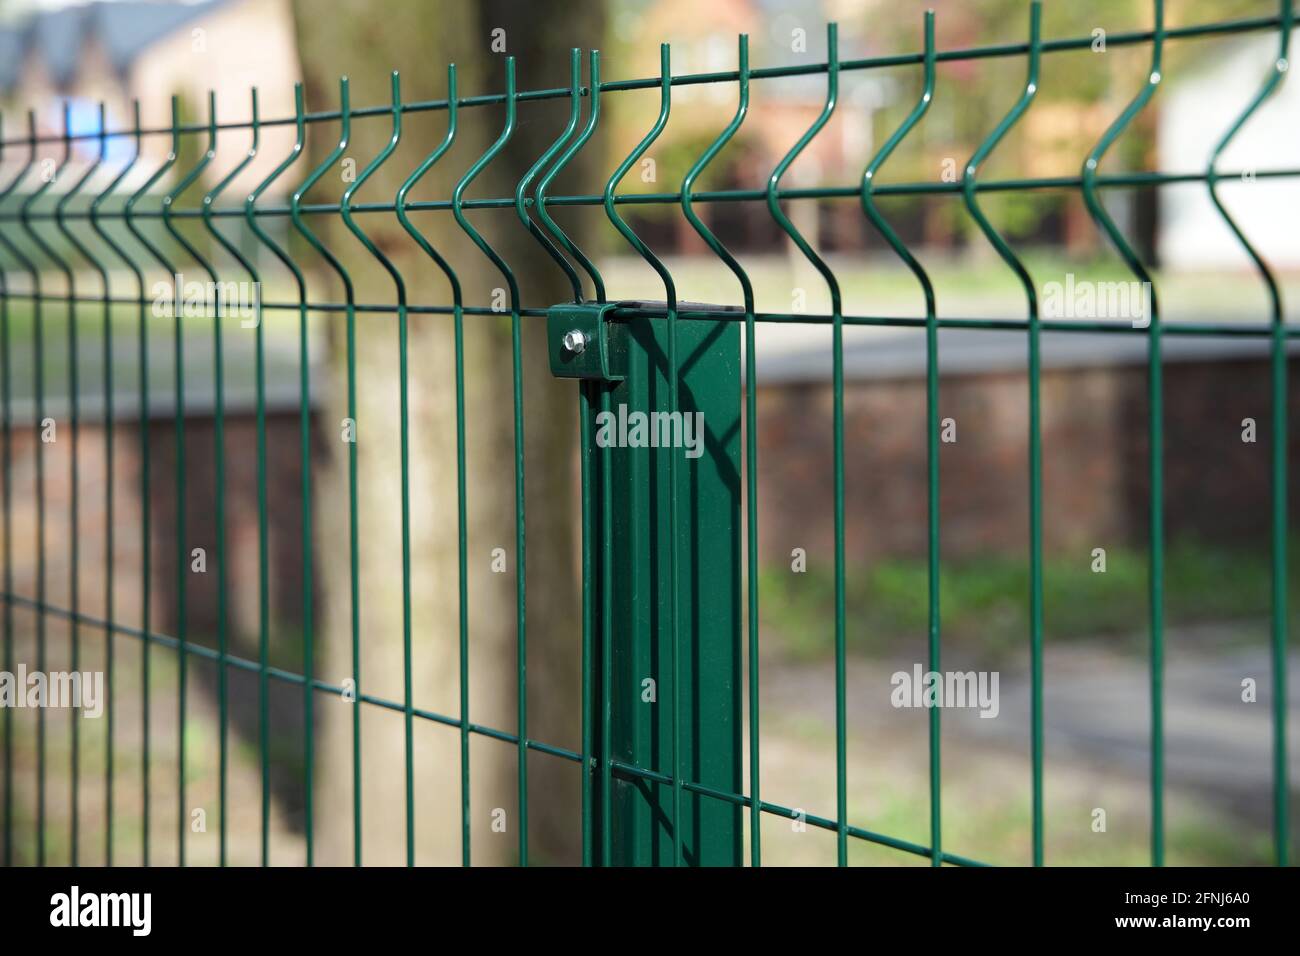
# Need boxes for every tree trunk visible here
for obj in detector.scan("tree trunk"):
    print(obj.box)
[291,0,603,865]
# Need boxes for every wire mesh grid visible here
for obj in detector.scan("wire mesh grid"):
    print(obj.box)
[0,0,1295,866]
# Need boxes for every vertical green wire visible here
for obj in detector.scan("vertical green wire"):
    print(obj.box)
[54,101,111,867]
[88,103,138,869]
[395,64,462,869]
[121,100,165,866]
[535,50,606,302]
[529,54,606,861]
[339,70,415,866]
[515,65,609,858]
[442,65,476,867]
[160,94,222,868]
[510,96,530,872]
[290,80,353,868]
[599,381,613,866]
[578,379,595,866]
[245,86,306,866]
[201,90,264,868]
[203,94,231,870]
[164,98,191,868]
[49,105,83,868]
[1205,0,1292,866]
[59,107,84,869]
[451,58,526,865]
[1081,0,1165,867]
[600,42,672,862]
[602,43,676,863]
[98,114,115,870]
[17,109,69,867]
[514,49,586,302]
[765,24,843,866]
[961,1,1043,865]
[89,104,148,868]
[862,9,938,866]
[680,33,758,866]
[535,62,608,857]
[524,55,605,863]
[162,90,224,867]
[0,115,8,867]
[0,113,35,868]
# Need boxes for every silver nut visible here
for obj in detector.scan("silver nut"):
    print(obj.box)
[562,329,588,354]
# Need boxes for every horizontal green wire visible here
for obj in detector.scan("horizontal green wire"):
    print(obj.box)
[12,165,1300,224]
[0,590,989,868]
[0,290,1294,335]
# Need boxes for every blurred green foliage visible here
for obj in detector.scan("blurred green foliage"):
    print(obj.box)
[761,536,1281,661]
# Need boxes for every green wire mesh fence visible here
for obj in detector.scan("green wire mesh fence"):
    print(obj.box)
[0,0,1296,866]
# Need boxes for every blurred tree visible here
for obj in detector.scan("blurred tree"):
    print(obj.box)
[291,0,604,864]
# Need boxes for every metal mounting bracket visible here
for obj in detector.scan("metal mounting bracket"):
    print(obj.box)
[546,301,627,381]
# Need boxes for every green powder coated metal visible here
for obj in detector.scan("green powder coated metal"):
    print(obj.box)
[15,109,66,867]
[201,89,263,869]
[289,79,352,867]
[0,118,11,870]
[1205,0,1293,868]
[452,57,525,867]
[244,86,307,866]
[0,115,40,870]
[396,63,468,868]
[765,22,845,865]
[862,10,938,866]
[1081,0,1166,867]
[88,101,143,870]
[581,309,743,866]
[340,70,415,866]
[680,33,757,866]
[962,2,1042,865]
[53,102,110,868]
[119,102,155,867]
[0,1,1294,868]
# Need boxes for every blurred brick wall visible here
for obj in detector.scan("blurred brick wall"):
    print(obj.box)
[1,411,320,651]
[753,354,1296,566]
[4,352,1291,632]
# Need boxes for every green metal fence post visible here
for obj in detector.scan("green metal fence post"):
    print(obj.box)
[564,41,743,864]
[557,300,743,866]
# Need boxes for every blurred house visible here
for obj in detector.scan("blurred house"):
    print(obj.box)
[1159,32,1300,270]
[611,0,892,254]
[0,0,301,197]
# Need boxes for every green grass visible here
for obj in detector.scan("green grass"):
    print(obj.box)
[761,536,1282,661]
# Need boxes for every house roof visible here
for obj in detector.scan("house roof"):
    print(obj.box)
[0,0,230,93]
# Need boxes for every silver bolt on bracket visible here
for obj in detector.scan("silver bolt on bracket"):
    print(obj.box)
[562,329,588,354]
